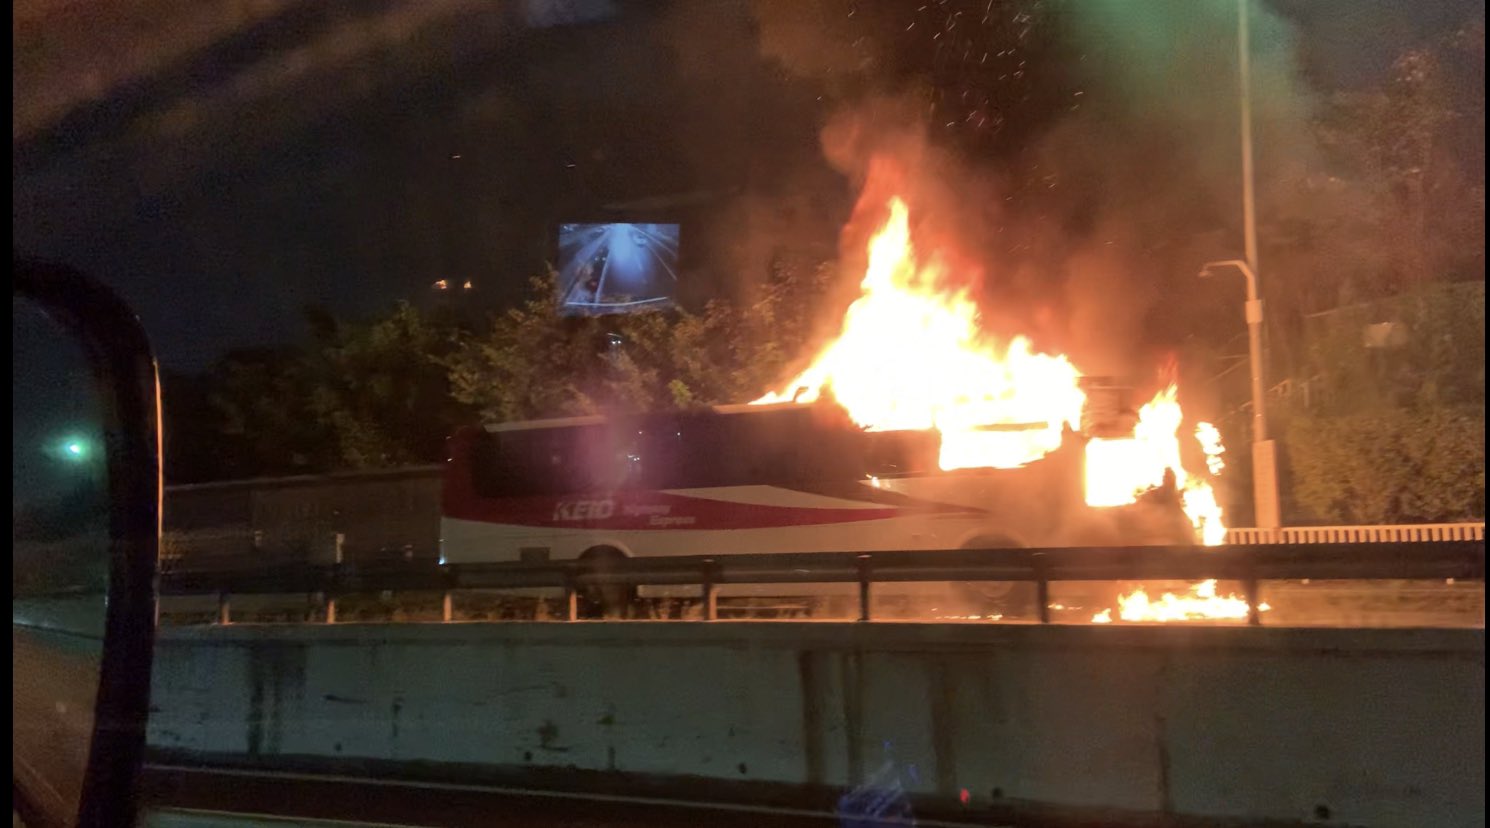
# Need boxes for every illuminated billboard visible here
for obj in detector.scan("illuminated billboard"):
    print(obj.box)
[556,223,679,316]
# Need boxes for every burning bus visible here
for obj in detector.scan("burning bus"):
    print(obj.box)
[438,397,1199,618]
[440,191,1230,618]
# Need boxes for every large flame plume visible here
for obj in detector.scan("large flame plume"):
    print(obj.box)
[755,198,1086,471]
[1084,386,1227,546]
[753,194,1227,548]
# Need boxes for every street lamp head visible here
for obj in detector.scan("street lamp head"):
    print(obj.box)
[1200,259,1252,281]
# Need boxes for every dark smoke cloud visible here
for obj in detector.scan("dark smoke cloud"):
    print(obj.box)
[745,0,1324,392]
[14,0,1474,379]
[650,0,847,304]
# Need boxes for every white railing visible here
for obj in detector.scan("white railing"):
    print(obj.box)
[159,528,344,571]
[1227,523,1486,545]
[159,529,260,563]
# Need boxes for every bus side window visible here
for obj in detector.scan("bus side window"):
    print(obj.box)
[473,427,604,498]
[803,427,859,483]
[551,425,610,495]
[863,430,936,478]
[509,428,578,497]
[586,425,636,493]
[539,434,569,494]
[693,415,760,488]
[658,413,750,490]
[470,432,513,497]
[729,408,815,487]
[640,416,685,488]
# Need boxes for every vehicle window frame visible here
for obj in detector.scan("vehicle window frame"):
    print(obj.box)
[14,259,162,828]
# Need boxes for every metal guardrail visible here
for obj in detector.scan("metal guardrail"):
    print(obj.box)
[1226,523,1485,544]
[158,541,1485,626]
[162,524,1488,569]
[160,529,346,570]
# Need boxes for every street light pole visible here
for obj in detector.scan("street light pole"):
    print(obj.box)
[1238,0,1259,274]
[1202,257,1281,531]
[1202,260,1266,440]
[1194,0,1281,532]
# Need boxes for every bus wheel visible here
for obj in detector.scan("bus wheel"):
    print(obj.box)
[579,546,635,620]
[953,535,1026,619]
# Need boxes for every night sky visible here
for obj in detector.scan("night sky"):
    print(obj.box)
[13,0,1481,371]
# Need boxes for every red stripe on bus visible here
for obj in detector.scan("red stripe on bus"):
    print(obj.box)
[444,489,959,530]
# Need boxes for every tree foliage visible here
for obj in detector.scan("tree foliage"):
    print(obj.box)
[447,260,837,424]
[1286,407,1484,524]
[1252,27,1486,525]
[308,301,471,468]
[1294,282,1485,415]
[1310,23,1485,297]
[196,347,335,480]
[1275,281,1485,524]
[168,303,470,482]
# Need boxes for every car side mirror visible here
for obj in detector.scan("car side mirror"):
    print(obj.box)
[13,260,162,827]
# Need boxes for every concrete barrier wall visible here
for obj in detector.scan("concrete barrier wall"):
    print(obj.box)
[148,623,1484,828]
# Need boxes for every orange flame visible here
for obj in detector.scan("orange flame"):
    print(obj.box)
[1196,422,1226,475]
[1084,386,1227,546]
[1091,579,1269,624]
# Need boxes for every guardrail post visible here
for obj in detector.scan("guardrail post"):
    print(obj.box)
[1034,557,1050,624]
[442,590,453,623]
[702,559,719,621]
[216,592,231,625]
[325,593,337,624]
[1244,577,1262,627]
[563,569,579,622]
[856,555,873,622]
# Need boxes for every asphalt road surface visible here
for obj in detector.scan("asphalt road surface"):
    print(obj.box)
[13,625,101,824]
